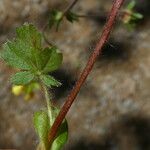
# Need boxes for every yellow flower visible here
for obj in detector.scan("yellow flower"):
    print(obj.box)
[12,83,40,101]
[12,85,24,96]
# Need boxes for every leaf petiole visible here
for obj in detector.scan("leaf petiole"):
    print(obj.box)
[42,83,53,126]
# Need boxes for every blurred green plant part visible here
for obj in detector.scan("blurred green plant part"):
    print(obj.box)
[48,10,63,31]
[122,0,143,30]
[132,12,143,19]
[127,0,136,10]
[66,11,79,23]
[48,9,79,31]
[24,82,41,100]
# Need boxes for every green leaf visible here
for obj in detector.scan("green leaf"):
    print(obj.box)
[39,47,54,70]
[34,111,50,150]
[51,119,68,150]
[132,13,143,19]
[127,0,136,10]
[42,47,63,73]
[16,23,42,50]
[49,10,63,30]
[1,23,44,71]
[1,24,63,73]
[15,24,42,69]
[33,108,68,150]
[0,24,63,88]
[11,71,34,85]
[1,43,32,70]
[41,75,61,87]
[66,11,79,23]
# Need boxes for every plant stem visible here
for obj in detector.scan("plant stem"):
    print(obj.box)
[48,0,125,143]
[43,32,53,47]
[42,84,53,126]
[76,13,106,18]
[63,0,79,16]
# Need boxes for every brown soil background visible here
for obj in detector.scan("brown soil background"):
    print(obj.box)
[0,0,150,150]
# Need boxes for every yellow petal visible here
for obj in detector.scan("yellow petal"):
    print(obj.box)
[12,85,24,96]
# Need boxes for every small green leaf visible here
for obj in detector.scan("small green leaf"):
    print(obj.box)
[42,47,63,73]
[33,108,68,150]
[132,13,143,19]
[0,23,63,88]
[66,11,79,23]
[0,24,44,71]
[11,71,34,85]
[4,24,62,72]
[127,0,136,10]
[41,75,61,87]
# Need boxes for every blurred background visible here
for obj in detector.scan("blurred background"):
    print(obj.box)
[0,0,150,149]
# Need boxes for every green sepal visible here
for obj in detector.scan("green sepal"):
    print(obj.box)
[11,71,35,85]
[41,75,61,88]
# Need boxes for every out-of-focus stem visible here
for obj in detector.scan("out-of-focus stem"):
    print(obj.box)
[63,0,79,15]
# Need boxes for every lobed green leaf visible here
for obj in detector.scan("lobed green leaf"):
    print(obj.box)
[1,24,43,70]
[11,71,34,85]
[42,47,63,73]
[0,23,63,88]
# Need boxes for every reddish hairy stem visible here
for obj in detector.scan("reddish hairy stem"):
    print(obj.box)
[48,0,124,143]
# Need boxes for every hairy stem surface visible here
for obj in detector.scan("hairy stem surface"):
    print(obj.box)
[42,84,53,126]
